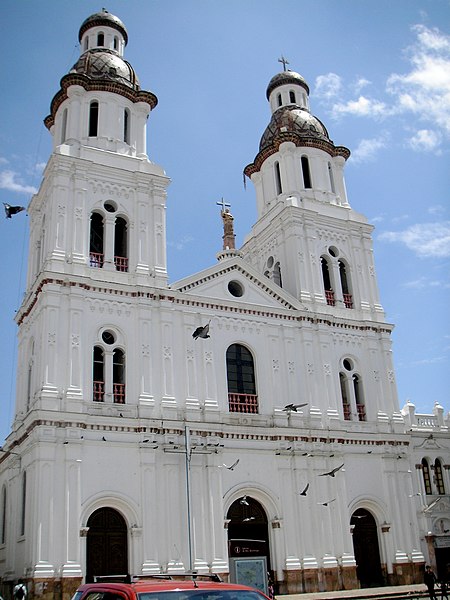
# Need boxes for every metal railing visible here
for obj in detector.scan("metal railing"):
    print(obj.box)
[90,252,104,268]
[113,383,126,404]
[93,381,105,402]
[115,256,128,272]
[325,290,335,306]
[228,393,258,414]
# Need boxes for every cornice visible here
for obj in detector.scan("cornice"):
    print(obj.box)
[16,276,393,336]
[244,136,350,178]
[44,73,157,129]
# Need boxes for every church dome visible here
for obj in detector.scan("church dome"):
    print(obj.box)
[70,49,139,89]
[259,106,330,151]
[79,9,128,45]
[266,70,310,99]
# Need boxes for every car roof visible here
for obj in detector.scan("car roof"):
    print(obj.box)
[76,580,265,594]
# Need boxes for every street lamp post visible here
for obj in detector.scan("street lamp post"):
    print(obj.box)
[185,425,194,572]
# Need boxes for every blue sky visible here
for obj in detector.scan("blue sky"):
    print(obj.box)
[0,0,449,445]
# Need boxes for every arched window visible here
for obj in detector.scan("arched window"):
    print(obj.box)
[328,162,335,193]
[277,93,282,107]
[435,459,446,495]
[226,344,258,414]
[114,217,128,272]
[422,458,432,495]
[93,346,105,402]
[114,36,118,50]
[97,33,104,46]
[113,349,126,404]
[301,156,312,188]
[339,260,353,308]
[274,161,282,195]
[93,332,126,404]
[1,485,6,544]
[84,38,89,51]
[321,257,334,305]
[123,108,130,144]
[89,212,104,267]
[20,471,26,536]
[289,90,296,103]
[340,358,366,422]
[61,108,68,144]
[89,101,99,137]
[340,372,351,420]
[353,374,366,421]
[273,262,282,287]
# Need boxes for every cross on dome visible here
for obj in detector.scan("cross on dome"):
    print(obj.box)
[216,197,231,212]
[278,55,290,71]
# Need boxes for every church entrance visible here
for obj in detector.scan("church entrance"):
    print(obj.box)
[227,496,271,595]
[86,507,128,582]
[351,509,383,588]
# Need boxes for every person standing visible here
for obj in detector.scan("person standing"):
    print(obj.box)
[425,565,438,600]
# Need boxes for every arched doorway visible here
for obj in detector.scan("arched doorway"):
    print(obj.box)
[86,507,128,582]
[351,508,383,588]
[227,496,271,594]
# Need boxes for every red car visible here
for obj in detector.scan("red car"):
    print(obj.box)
[72,575,272,600]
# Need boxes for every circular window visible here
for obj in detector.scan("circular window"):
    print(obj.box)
[343,358,353,371]
[266,256,274,269]
[328,246,339,257]
[102,330,116,345]
[228,280,244,297]
[104,201,117,213]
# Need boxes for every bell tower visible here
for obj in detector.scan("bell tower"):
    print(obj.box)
[241,66,385,322]
[15,9,170,419]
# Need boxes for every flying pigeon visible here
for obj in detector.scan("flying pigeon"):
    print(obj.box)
[192,320,211,340]
[318,498,336,507]
[3,203,25,219]
[243,516,255,522]
[298,483,309,496]
[283,403,308,412]
[318,463,344,477]
[219,458,239,471]
[240,495,249,505]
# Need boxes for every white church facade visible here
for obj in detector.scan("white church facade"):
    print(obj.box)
[0,10,449,600]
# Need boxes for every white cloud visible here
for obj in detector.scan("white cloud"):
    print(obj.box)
[407,128,442,152]
[0,157,8,165]
[0,170,37,195]
[315,24,450,150]
[379,221,450,258]
[331,96,388,119]
[167,235,194,251]
[404,277,449,289]
[349,135,388,163]
[387,24,450,136]
[412,356,447,366]
[353,78,371,93]
[314,73,342,100]
[428,204,446,216]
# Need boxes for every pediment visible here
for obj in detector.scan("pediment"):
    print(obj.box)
[170,256,302,311]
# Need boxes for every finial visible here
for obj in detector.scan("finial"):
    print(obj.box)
[216,199,235,251]
[278,55,289,72]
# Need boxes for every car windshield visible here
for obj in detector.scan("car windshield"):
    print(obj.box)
[138,591,265,600]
